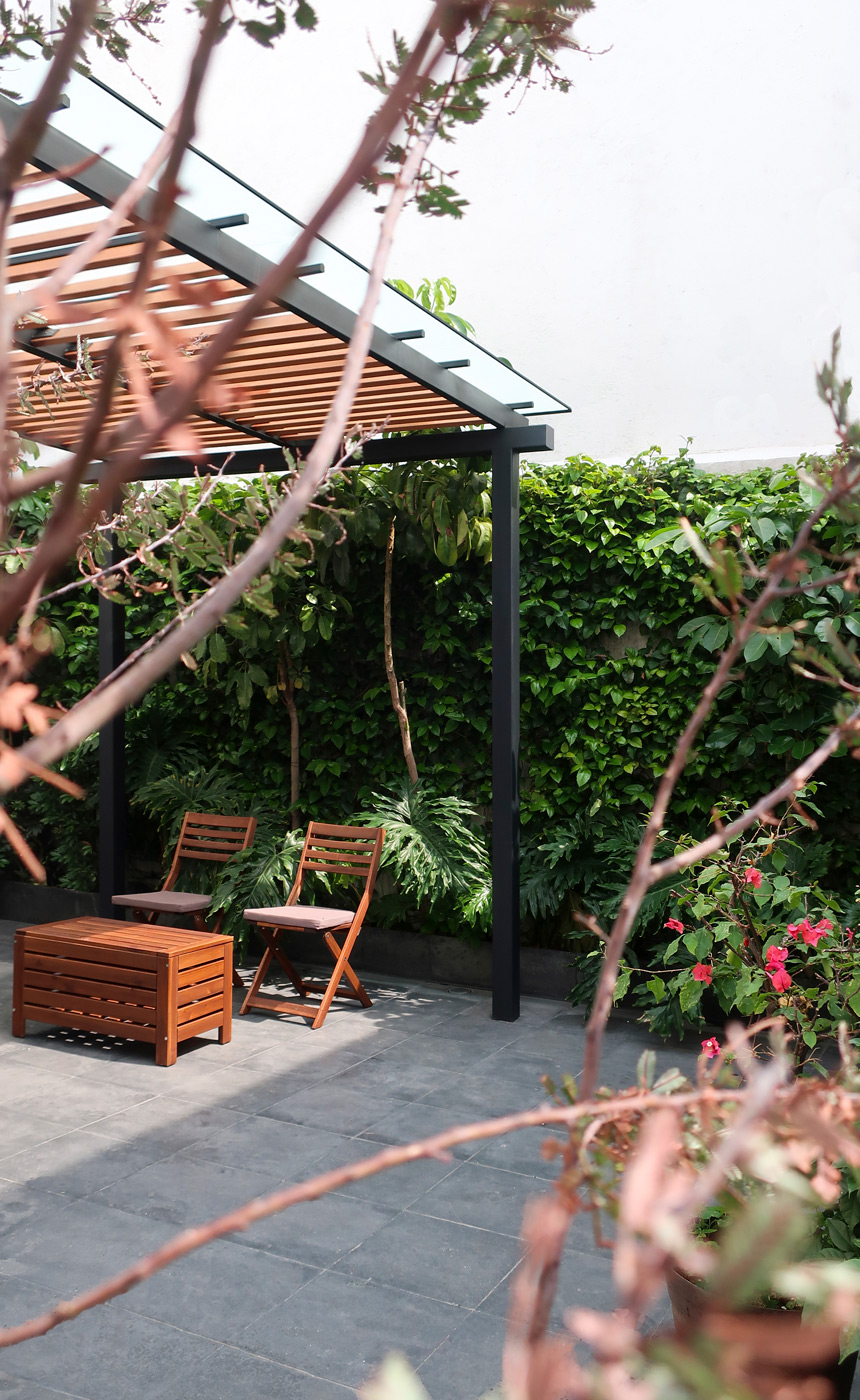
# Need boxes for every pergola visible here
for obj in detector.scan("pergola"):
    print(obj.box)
[1,71,569,1021]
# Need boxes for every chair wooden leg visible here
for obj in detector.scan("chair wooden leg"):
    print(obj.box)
[311,926,367,1030]
[269,942,309,997]
[240,944,273,1014]
[324,931,372,1007]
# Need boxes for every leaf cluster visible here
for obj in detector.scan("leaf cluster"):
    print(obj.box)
[361,2,593,218]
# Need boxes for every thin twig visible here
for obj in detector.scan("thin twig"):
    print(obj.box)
[40,468,224,603]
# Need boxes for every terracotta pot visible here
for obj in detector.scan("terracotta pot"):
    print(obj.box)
[665,1267,857,1400]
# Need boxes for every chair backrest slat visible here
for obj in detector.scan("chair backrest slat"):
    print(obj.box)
[165,812,257,893]
[293,821,384,896]
[176,813,257,864]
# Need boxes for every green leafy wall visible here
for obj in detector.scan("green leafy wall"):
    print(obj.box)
[6,449,859,946]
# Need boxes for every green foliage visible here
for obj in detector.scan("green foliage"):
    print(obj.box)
[361,5,592,218]
[136,766,238,848]
[0,0,318,95]
[0,0,164,92]
[387,276,475,337]
[817,1167,860,1265]
[355,779,490,938]
[8,447,860,954]
[627,816,860,1054]
[209,827,307,946]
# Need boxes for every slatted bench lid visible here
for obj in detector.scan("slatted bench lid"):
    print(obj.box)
[16,916,232,956]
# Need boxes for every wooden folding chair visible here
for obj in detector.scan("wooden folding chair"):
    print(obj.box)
[112,811,257,989]
[240,821,384,1030]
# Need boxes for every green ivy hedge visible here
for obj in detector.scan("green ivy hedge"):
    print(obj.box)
[6,447,859,948]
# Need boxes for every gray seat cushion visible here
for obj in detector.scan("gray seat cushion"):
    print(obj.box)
[112,891,212,915]
[243,904,353,931]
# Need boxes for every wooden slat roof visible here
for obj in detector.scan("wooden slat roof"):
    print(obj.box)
[9,201,482,452]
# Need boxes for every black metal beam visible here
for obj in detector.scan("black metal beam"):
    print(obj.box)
[97,545,126,917]
[491,429,521,1021]
[116,424,554,480]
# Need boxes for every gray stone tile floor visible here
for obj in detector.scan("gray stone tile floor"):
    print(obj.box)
[0,920,701,1399]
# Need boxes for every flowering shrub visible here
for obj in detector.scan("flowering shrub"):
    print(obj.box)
[612,818,860,1056]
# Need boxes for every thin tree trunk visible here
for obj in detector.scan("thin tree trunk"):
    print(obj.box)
[278,644,300,829]
[384,514,419,785]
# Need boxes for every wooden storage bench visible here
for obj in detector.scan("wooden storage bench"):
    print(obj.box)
[12,916,233,1066]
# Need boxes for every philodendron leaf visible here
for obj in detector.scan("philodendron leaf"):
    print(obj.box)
[361,1354,431,1400]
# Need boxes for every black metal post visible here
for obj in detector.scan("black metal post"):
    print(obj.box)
[98,546,126,916]
[491,430,520,1021]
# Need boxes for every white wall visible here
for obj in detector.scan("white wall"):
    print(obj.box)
[83,0,860,465]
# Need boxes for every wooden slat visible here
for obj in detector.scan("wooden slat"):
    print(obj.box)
[44,282,254,341]
[13,189,98,223]
[243,995,318,1019]
[177,956,225,985]
[177,1009,226,1041]
[23,952,157,989]
[176,993,224,1026]
[23,988,156,1025]
[176,976,223,1006]
[23,936,158,972]
[20,918,228,956]
[176,947,230,973]
[8,217,139,257]
[7,239,185,286]
[19,1005,158,1042]
[24,969,157,1007]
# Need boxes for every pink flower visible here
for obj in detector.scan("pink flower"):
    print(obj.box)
[745,868,763,888]
[692,963,713,985]
[665,918,684,934]
[701,1037,721,1059]
[847,928,854,943]
[786,917,832,946]
[802,919,831,948]
[767,966,792,993]
[765,945,789,968]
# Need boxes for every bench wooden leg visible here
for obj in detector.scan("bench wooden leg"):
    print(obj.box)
[12,932,25,1038]
[156,953,178,1066]
[219,944,233,1044]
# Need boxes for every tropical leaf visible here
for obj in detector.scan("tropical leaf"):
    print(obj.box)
[355,778,489,915]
